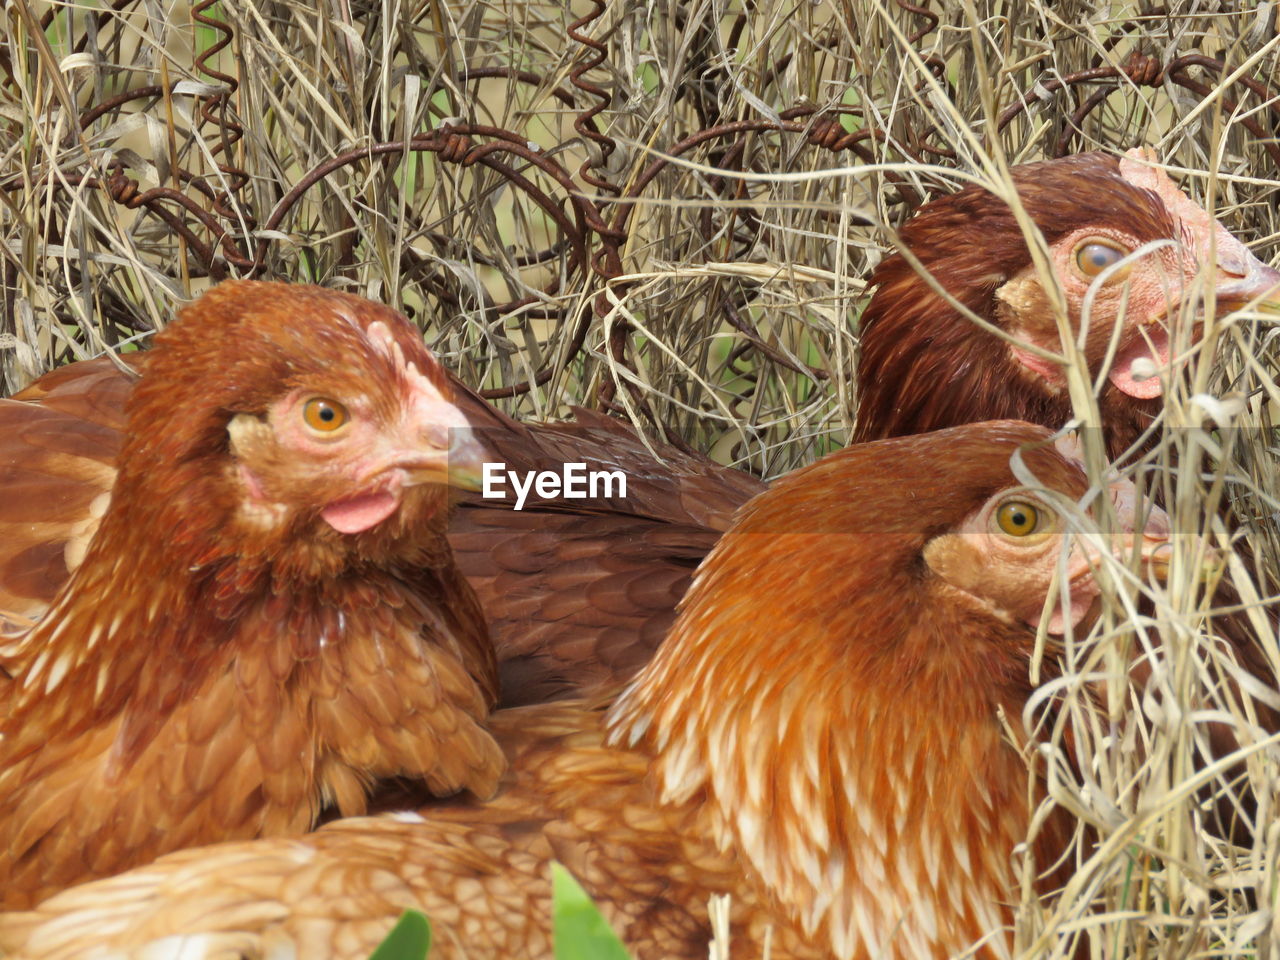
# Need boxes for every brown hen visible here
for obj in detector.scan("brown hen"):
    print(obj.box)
[0,421,1173,960]
[856,149,1280,456]
[0,282,504,907]
[0,289,762,707]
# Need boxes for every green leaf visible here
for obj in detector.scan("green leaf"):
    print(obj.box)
[193,1,224,59]
[636,62,660,95]
[552,863,632,960]
[368,910,432,960]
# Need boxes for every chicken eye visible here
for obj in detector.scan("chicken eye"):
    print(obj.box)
[995,501,1040,537]
[1075,241,1128,279]
[302,397,349,433]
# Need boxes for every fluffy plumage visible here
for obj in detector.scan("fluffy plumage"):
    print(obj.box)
[446,405,763,703]
[0,421,1174,960]
[0,282,504,907]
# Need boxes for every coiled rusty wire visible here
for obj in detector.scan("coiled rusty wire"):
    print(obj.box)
[5,0,1279,429]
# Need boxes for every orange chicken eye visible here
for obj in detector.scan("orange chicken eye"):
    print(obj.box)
[302,397,349,433]
[1075,241,1127,278]
[995,501,1040,537]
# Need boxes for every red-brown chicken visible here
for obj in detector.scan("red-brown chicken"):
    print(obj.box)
[0,282,506,907]
[0,421,1174,960]
[0,298,762,707]
[856,149,1280,456]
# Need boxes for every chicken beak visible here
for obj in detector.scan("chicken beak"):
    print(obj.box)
[442,430,488,493]
[1103,477,1223,584]
[1132,535,1223,584]
[1212,249,1280,315]
[399,382,489,493]
[1141,537,1173,582]
[398,432,487,492]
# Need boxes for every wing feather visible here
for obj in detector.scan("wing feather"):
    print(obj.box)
[0,358,131,633]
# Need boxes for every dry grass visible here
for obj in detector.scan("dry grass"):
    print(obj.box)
[3,1,1280,957]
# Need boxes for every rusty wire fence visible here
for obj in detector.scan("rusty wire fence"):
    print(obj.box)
[4,1,1278,472]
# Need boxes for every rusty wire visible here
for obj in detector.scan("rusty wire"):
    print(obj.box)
[4,0,1280,431]
[997,50,1280,166]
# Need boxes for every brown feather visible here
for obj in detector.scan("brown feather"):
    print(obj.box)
[444,400,764,701]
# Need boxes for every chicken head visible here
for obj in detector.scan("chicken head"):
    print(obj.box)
[857,150,1280,457]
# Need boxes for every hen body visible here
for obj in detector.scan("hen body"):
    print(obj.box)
[0,282,504,906]
[442,403,763,704]
[0,420,1173,960]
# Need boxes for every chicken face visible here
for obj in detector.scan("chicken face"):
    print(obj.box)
[225,318,484,537]
[923,451,1171,634]
[118,281,486,572]
[994,151,1280,401]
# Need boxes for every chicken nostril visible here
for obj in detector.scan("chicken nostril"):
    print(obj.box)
[1145,541,1173,581]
